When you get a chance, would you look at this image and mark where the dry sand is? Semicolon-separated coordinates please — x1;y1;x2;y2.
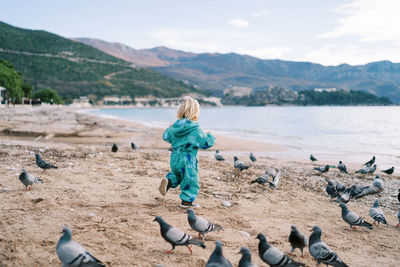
1;106;400;267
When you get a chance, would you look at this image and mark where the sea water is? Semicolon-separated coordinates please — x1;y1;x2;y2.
86;106;400;166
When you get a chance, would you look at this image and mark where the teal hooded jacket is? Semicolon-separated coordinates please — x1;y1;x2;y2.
163;118;215;202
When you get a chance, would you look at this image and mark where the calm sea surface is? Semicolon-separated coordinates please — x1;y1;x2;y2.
87;106;400;166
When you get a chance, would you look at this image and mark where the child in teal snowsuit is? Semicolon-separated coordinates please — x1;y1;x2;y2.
159;97;215;208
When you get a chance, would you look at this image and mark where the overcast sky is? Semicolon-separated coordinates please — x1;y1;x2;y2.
2;0;400;66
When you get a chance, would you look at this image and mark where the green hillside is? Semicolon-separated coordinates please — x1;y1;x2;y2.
0;21;197;102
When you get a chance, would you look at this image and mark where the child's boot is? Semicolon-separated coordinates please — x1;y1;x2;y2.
159;178;172;196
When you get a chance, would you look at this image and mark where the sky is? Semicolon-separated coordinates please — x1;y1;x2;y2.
1;0;400;66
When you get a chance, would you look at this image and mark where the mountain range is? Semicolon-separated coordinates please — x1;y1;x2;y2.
74;38;400;103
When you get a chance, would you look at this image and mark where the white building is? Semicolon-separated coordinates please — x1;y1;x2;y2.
0;86;6;104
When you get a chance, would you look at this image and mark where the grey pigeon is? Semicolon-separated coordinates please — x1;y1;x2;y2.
56;227;105;267
186;208;223;239
265;166;277;178
288;225;308;258
326;179;346;199
111;143;118;152
373;175;383;189
314;165;329;174
206;240;232;267
369;199;387;226
337;161;348;174
215;150;225;161
251;174;270;186
355;164;376;174
309;226;348;267
381;166;394;175
256;233;305;267
234;156;249;171
363;156;375;166
19;168;43;190
154;216;205;254
367;164;377;174
249;152;256;162
310;154;317;161
339;203;372;229
131;142;137;150
35;153;58;171
238;247;258;267
268;169;281;189
396;208;400;228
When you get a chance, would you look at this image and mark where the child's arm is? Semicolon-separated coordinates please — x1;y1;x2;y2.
194;129;215;150
162;125;174;144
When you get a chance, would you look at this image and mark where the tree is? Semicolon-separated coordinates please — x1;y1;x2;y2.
21;82;33;98
0;59;23;103
32;88;63;104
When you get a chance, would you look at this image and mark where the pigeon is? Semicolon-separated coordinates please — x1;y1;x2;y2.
310;154;317;162
154;216;205;254
337;161;348;174
19;168;43;190
249;152;256;162
373;175;383;189
131;142;137;150
339;203;372;229
309;226;348;267
381;166;394;175
186;208;223;240
234;156;249;171
369;199;388;226
251;174;270;186
326;179;346;199
314;165;329;174
268;169;281;189
215;150;225;161
206;240;232;267
288;225;308;258
398;189;400;203
265;166;277;178
355;164;376;174
111;143;118;152
396;208;400;228
56;227;105;267
367;164;377;174
363;156;375;166
35;153;58;171
238;247;258;267
256;233;305;267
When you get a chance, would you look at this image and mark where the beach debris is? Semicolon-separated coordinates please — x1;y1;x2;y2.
111;143;118;152
256;233;304;267
309;154;317;162
249;152;256;162
339;203;373;230
238;246;257;267
238;230;251;238
131;142;137;150
186;208;223;240
56;227;105;267
288;225;308;258
381;166;394;175
234;156;249;171
215;150;225;161
35;153;58;171
19;168;43;190
153;216;205;254
313;165;329;174
337;161;348;174
363;156;376;166
268;169;281;189
3;187;10;192
222;201;231;207
369;199;388;226
89;213;96;217
206;240;232;267
309;226;348;267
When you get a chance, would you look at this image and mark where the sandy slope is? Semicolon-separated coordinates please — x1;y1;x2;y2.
0;106;399;267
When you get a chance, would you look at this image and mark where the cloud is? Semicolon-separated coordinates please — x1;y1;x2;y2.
228;18;249;28
252;11;270;18
320;0;400;43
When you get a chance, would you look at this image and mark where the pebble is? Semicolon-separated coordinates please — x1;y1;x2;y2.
222;200;231;207
3;187;10;192
89;212;95;217
238;230;251;237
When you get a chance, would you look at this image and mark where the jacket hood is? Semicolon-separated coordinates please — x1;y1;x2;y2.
170;119;199;137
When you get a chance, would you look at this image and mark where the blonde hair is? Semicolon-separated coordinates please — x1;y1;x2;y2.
177;96;200;121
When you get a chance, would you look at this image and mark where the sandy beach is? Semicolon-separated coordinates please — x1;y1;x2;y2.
1;105;400;267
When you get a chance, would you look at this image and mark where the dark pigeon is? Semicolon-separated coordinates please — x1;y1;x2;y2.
154;216;205;254
339;203;373;229
35;153;58;171
256;233;305;267
215;150;225;161
398;189;400;203
337;161;348;174
314;165;329;174
131;142;137;150
288;225;308;258
238;247;258;267
381;166;394;175
363;156;375;166
19;168;43;190
310;154;317;162
369;199;388;226
206;241;232;267
186;208;223;240
249;152;256;162
56;227;105;267
326;179;346;199
309;226;348;267
234;156;249;171
111;143;118;152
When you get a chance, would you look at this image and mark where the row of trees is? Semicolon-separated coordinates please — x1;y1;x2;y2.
0;59;63;104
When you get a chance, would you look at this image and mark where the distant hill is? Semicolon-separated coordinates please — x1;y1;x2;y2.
76;38;400;103
0;21;198;102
